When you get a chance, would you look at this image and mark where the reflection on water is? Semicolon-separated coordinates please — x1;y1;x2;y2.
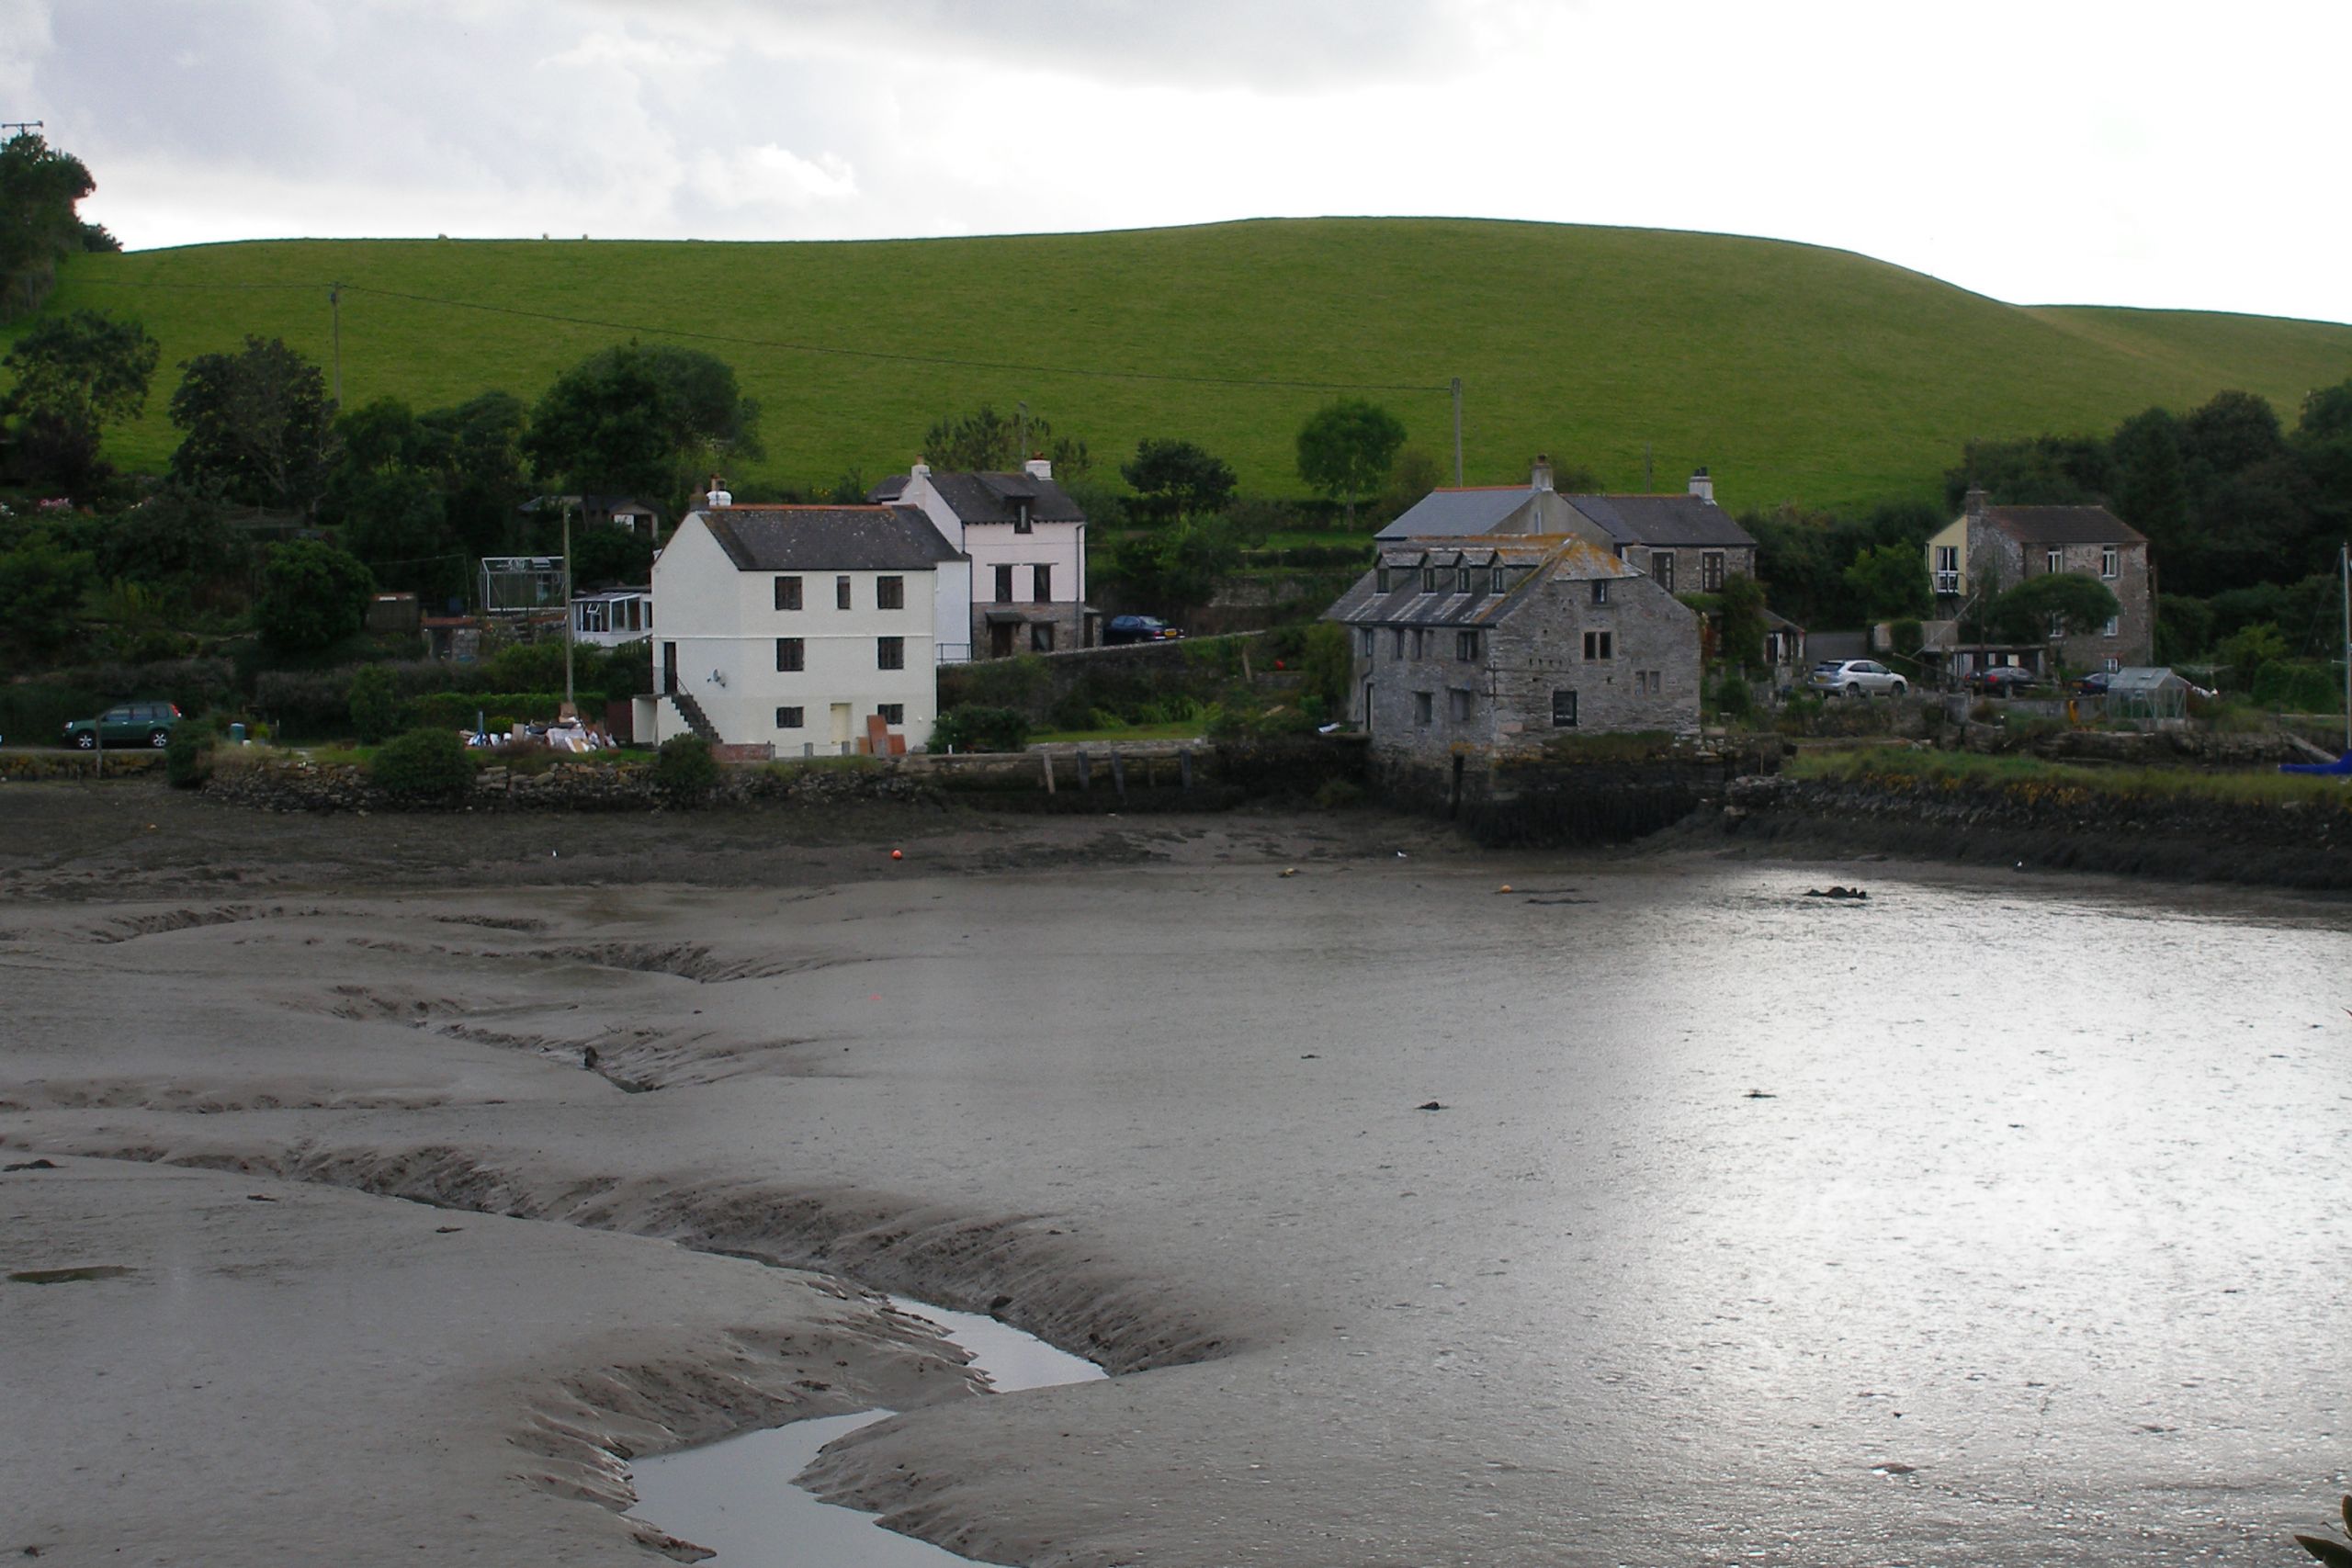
625;1297;1102;1566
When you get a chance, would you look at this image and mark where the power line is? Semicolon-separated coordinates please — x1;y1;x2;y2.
69;273;1452;396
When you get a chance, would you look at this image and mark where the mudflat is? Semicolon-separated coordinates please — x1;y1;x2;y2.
5;782;2348;1566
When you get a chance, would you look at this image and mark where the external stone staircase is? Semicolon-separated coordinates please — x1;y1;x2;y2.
662;688;720;744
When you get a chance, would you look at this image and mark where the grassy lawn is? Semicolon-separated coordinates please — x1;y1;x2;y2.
18;218;2351;513
1788;744;2352;809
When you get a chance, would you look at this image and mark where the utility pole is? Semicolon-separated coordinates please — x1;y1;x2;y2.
1017;400;1029;461
0;120;43;139
1450;378;1464;487
2340;539;2348;753
1645;442;1654;491
561;501;576;716
328;284;343;408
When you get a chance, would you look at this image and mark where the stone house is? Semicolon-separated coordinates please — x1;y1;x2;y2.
639;491;967;755
1926;488;2154;671
1323;532;1702;776
873;459;1092;659
1376;461;1758;592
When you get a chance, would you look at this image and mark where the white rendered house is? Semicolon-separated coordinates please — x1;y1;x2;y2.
874;457;1091;658
640;500;967;755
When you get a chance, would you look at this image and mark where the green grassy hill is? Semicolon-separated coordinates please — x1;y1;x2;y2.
20;218;2352;513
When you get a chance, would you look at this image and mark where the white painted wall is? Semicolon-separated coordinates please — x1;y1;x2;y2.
649;513;943;752
896;462;1086;626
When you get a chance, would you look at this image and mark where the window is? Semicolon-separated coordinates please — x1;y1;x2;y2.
1640;670;1662;696
1413;691;1433;727
1591;580;1610;605
1933;545;1960;595
1583;629;1613;660
994;564;1015;603
1449;688;1475;721
774;575;802;611
1391;627;1405;659
2103;616;2120;637
2049;613;2066;637
1491;566;1509;593
2101;546;2119;579
577;600;607;634
1552;689;1578;728
1361;626;1376;657
2106;656;2120;672
775;637;804;672
1654;553;1674;592
1455;566;1472;592
775;706;804;729
876;704;904;725
1455;629;1480;660
836;575;853;610
1030;622;1056;652
1013;500;1033;534
876;575;904;610
1702;552;1725;592
876;636;905;670
1421;566;1438;592
1034;563;1053;603
2045;547;2064;574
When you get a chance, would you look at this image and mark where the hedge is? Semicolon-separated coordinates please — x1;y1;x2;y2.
401;691;570;731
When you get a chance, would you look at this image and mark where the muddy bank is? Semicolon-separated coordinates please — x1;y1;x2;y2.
1700;771;2352;890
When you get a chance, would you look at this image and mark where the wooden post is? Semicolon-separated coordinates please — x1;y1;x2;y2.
1179;747;1193;792
1075;750;1091;792
1109;749;1127;804
1041;750;1056;795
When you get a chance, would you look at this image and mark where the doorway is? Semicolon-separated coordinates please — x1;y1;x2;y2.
829;703;853;753
662;641;678;694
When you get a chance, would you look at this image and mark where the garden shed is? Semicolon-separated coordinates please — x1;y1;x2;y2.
2104;666;2190;726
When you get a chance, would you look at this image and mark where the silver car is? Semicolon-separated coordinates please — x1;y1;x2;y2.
1807;659;1907;698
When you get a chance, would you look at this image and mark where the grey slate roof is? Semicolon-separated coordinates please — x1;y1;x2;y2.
1562;494;1756;549
1325;535;1634;628
1979;504;2146;547
1374;487;1542;540
869;470;1086;524
696;506;963;572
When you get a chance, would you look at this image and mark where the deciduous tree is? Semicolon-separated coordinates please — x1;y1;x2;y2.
1295;399;1405;525
1989;572;2120;646
1121;437;1236;524
254;539;373;655
525;344;762;502
167;337;339;513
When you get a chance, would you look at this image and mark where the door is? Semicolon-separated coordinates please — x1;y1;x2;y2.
829;703;853;752
989;620;1017;658
1362;680;1374;735
662;641;678;694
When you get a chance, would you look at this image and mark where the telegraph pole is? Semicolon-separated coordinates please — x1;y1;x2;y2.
328;284;343;407
561;501;576;715
1450;378;1464;487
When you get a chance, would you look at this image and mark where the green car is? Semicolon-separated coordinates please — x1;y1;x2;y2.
62;701;185;750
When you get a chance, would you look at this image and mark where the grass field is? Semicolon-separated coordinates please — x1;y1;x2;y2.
18;217;2352;513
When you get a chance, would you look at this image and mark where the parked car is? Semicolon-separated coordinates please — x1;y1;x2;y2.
62;701;185;750
1806;659;1907;698
1103;615;1182;646
1969;666;2039;695
2071;671;2112;696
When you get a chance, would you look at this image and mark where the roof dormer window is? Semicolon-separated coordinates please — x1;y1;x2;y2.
1014;499;1033;535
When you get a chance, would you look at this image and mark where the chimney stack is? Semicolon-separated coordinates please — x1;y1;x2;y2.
1688;467;1714;503
911;456;930;479
1023;452;1053;480
1531;455;1554;492
1964;484;1988;519
704;474;731;509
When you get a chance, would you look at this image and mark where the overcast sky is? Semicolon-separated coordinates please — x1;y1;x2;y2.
10;0;2347;323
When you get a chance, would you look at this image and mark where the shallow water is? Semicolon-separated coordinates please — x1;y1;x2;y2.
625;1297;1103;1565
620;861;2352;1563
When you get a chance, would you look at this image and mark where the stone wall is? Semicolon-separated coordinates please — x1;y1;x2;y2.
939;633;1264;725
1715;766;2352;889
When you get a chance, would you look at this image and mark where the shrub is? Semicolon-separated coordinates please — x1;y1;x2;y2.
930;705;1031;753
653;734;718;798
368;728;476;802
346;665;399;744
401;691;566;730
163;726;214;788
1711;674;1755;719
